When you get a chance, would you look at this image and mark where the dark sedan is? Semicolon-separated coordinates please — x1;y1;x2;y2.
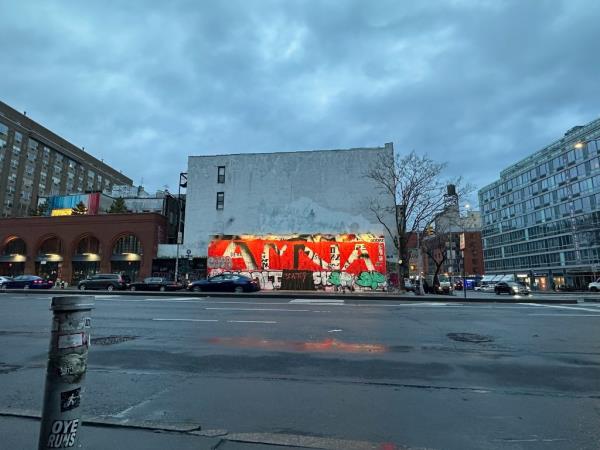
188;274;260;293
129;277;183;292
2;275;54;289
495;281;530;296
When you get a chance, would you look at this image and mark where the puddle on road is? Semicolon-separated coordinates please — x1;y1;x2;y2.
209;337;388;353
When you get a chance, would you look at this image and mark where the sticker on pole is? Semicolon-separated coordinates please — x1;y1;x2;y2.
60;387;81;412
46;418;79;448
56;354;87;378
58;333;84;350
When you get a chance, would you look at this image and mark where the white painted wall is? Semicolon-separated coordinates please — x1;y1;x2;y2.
183;144;395;257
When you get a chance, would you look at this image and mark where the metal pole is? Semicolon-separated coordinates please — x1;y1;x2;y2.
174;176;182;283
463;250;467;300
38;296;94;450
417;231;425;296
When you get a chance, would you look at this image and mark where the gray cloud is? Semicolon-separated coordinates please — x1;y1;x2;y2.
1;0;598;200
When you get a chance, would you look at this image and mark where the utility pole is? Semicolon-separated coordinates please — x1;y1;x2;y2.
460;233;466;300
38;296;94;450
174;172;187;283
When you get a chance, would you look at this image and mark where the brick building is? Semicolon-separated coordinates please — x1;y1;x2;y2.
0;214;167;284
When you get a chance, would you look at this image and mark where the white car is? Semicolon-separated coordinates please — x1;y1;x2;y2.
481;283;496;293
589;278;600;292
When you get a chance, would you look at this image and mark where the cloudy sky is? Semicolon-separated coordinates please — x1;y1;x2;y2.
1;0;599;202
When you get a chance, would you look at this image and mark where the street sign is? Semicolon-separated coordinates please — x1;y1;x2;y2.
459;233;466;251
186;249;191;256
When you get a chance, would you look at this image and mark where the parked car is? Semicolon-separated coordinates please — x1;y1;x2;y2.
0;276;13;288
2;275;53;289
481;283;496;293
494;281;530;296
589;278;600;292
78;273;130;291
188;274;260;293
129;277;183;292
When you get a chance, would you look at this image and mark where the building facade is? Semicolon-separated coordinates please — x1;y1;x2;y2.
0;100;132;217
181;145;396;290
0;214;167;284
479;119;600;290
420;187;484;286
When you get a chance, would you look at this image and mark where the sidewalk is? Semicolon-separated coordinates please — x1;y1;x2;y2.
0;414;312;450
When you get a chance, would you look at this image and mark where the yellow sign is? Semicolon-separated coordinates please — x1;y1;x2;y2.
51;208;73;216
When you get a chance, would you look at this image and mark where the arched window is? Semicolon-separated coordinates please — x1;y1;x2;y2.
38;236;62;256
112;234;143;255
3;237;26;255
76;235;100;255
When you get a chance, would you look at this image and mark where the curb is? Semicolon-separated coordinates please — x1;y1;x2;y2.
0;288;580;304
0;410;423;450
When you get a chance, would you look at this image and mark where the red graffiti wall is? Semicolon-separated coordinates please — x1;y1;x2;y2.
207;234;387;290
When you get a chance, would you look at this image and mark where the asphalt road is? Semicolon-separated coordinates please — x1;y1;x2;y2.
0;292;599;449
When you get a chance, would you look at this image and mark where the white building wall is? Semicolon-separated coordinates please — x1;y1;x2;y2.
184;144;395;256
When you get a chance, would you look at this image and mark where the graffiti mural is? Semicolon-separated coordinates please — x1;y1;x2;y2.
207;234;386;291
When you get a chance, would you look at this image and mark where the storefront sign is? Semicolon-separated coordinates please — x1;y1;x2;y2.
51;209;73;217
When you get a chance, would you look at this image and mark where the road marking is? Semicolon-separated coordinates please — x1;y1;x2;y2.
519;303;600;313
152;318;219;322
328;329;343;333
396;302;450;307
290;299;345;306
227;320;277;324
205;307;310;312
528;314;600;317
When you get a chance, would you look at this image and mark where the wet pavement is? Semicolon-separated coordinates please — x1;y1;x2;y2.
0;293;599;449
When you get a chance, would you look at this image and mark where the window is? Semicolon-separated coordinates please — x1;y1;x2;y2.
217;166;225;183
216;192;224;210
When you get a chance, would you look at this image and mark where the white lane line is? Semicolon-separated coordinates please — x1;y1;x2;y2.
205;307;310;312
152;318;218;322
396;302;450;307
227;320;277;324
519;303;600;313
528;314;600;317
290;298;345;305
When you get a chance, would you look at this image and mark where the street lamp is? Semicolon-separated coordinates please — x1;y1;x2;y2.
174;172;187;283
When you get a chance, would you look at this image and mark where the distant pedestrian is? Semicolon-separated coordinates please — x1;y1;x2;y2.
422;279;429;294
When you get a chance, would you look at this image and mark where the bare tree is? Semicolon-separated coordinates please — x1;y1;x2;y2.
366;150;470;290
421;224;455;292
